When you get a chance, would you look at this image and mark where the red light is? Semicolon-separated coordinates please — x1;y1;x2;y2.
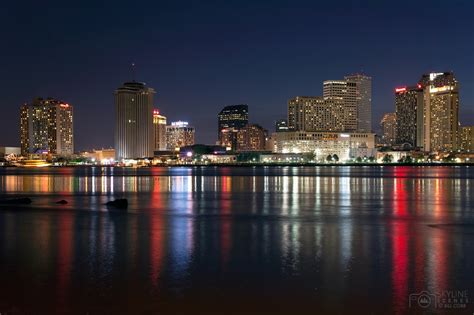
395;87;407;93
417;84;422;89
153;109;160;115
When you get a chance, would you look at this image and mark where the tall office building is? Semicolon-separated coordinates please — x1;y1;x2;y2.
419;72;459;152
380;112;397;146
323;80;358;132
166;121;195;150
394;86;424;148
217;104;248;149
236;124;266;151
115;81;155;160
153;109;167;151
345;74;372;132
20;97;74;156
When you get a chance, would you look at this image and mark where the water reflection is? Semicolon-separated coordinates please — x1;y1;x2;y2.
0;166;472;313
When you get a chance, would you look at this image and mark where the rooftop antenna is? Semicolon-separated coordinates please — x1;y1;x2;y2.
131;62;136;82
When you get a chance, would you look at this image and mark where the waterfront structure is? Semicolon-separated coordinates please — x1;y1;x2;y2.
217;105;248;149
275;119;289;132
460;126;474;152
380;113;397;146
115;81;155;160
272;131;375;161
345;74;372;132
166;121;195;151
0;147;21;158
394;86;423;148
153;109;167;151
236;124;267;151
419;72;459;152
81;149;115;164
20;97;74;156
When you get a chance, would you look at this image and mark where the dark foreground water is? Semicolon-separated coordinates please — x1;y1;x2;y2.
0;166;473;314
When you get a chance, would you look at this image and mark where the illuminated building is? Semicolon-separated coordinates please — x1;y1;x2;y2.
323;80;358;131
345;74;372;132
394;86;423;148
287;96;328;131
380;112;397;146
460;126;474;152
272;131;375;161
419;72;459;152
275;119;289;132
81;149;115;164
20;97;74;156
166;121;195;150
115;81;155;160
153;109;167;151
217;105;248;149
236;124;267;151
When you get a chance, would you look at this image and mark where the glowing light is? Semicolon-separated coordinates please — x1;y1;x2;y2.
340;134;350;138
171;121;189;127
186;152;193;157
395;87;407;93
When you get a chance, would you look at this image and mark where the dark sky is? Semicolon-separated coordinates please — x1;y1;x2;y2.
1;0;473;150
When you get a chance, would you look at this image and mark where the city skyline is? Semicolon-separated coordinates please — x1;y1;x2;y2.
1;1;473;150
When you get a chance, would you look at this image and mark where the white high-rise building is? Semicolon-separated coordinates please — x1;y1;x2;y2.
323;80;358;131
345;74;372;132
115;81;155;160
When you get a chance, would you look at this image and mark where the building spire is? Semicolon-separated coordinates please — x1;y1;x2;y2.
131;62;136;82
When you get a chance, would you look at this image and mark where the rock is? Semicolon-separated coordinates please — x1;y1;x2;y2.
106;198;128;209
56;200;68;205
0;197;32;205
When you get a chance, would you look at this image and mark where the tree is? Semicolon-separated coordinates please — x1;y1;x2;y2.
368;156;376;163
326;155;333;162
332;154;339;162
382;154;393;163
356;156;363;163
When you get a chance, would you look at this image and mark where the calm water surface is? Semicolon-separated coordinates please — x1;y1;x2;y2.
0;166;473;314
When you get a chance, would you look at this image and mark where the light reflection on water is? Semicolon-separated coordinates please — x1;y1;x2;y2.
0;166;473;314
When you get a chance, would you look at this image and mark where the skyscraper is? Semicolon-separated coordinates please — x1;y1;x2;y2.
345;74;372;132
20;97;74;156
115;81;155;160
460;126;474;152
323;80;358;131
217;105;248;149
380;112;396;146
419;72;459;152
166;121;195;150
153;109;167;151
236;124;267;151
395;86;423;148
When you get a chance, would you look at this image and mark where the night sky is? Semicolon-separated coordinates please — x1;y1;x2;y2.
1;1;473;150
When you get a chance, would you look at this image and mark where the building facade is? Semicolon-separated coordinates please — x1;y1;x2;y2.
166;121;195;150
395;86;423;148
153;109;167;151
345;74;372;132
460;126;474;152
236;124;267;151
272;131;375;162
217;104;248;149
419;72;459;152
20;97;74;156
380;112;397;146
323;80;358;132
115;81;155;160
287;96;328;131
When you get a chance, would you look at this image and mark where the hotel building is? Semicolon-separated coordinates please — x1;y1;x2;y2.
20;97;74;156
394;86;423;148
217;104;248;149
153;109;167;151
236;124;267;151
166;121;195;151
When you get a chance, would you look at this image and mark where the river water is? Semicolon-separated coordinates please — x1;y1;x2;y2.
0;166;473;314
